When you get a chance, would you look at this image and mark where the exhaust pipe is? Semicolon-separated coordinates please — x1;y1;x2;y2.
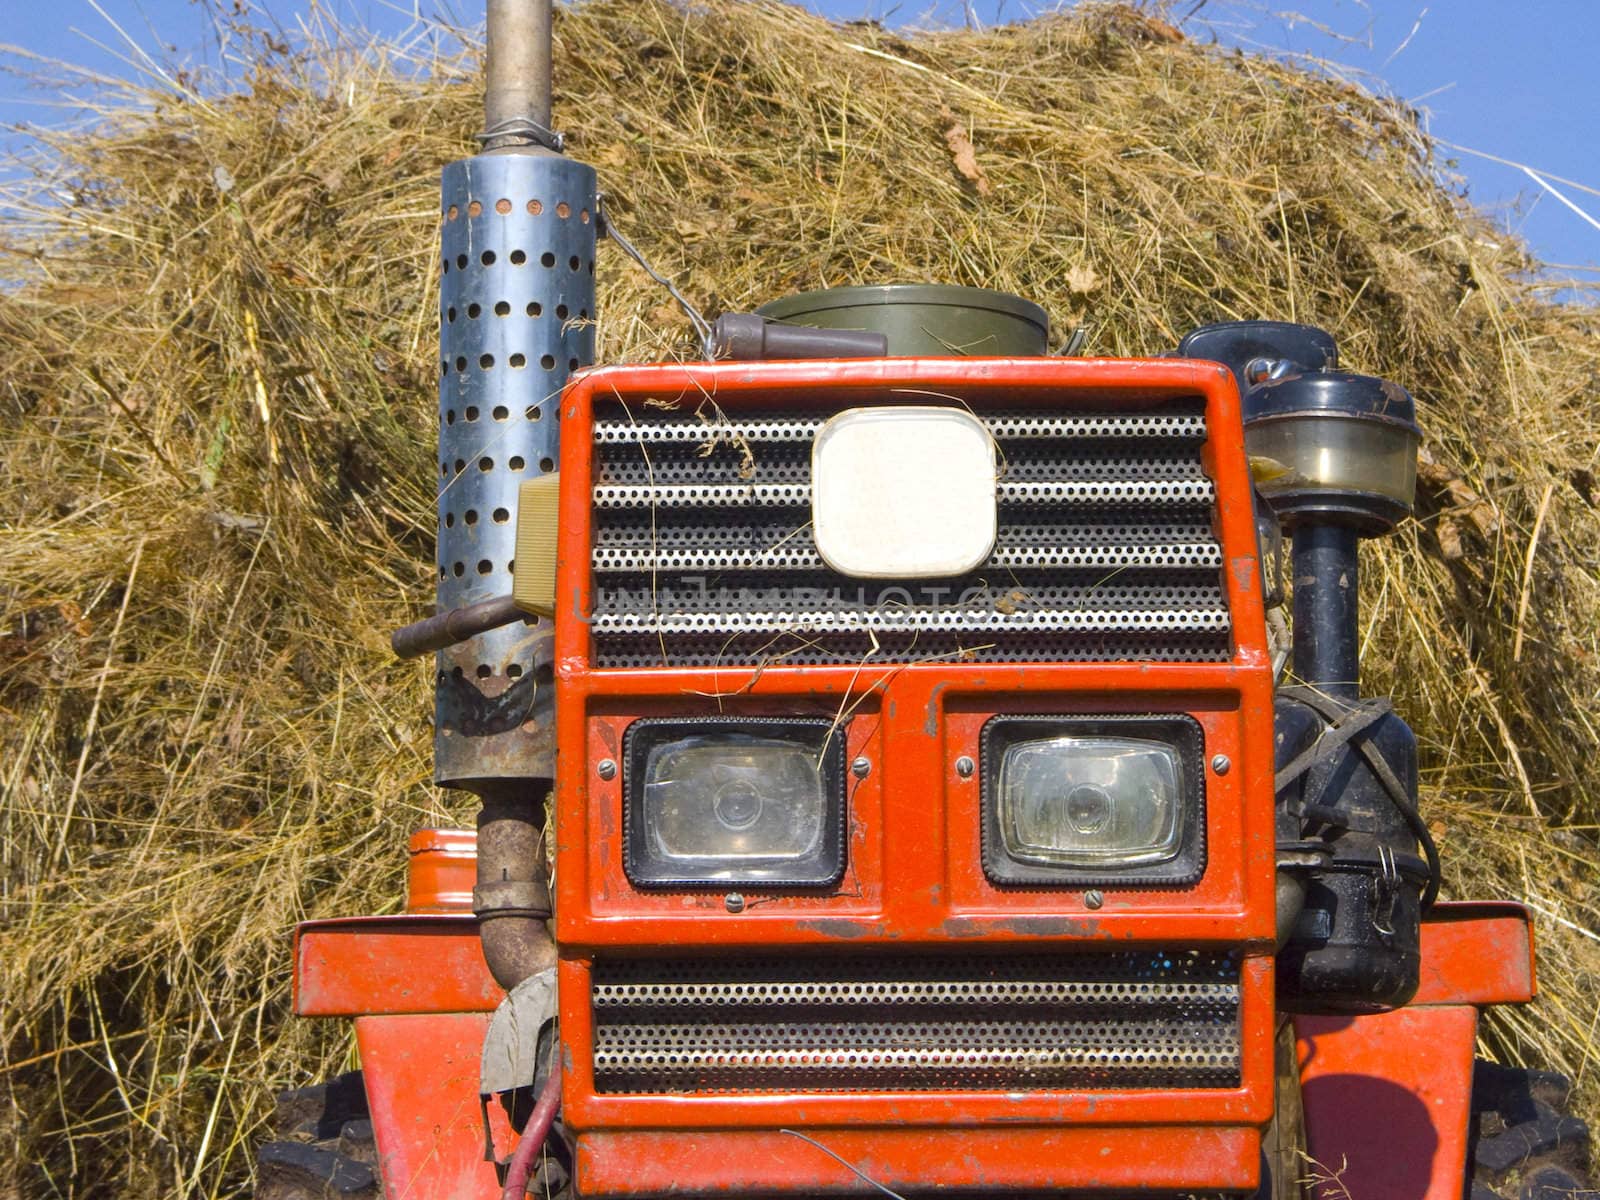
483;0;554;151
433;0;596;991
476;791;558;989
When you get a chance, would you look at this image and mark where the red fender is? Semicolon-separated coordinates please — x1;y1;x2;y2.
1296;903;1537;1200
293;838;1536;1200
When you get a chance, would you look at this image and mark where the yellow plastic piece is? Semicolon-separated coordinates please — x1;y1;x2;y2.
512;472;560;618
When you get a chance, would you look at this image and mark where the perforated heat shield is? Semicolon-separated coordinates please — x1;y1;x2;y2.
435;152;596;787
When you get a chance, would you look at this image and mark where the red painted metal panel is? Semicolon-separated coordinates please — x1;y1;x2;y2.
559;936;1277;1134
941;695;1258;927
573;1125;1262;1197
1296;1005;1479;1200
577;696;889;927
355;1013;501;1200
294;916;501;1016
553;358;1277;957
553;357;1269;689
282;359;1541;1199
547;358;1279;1194
408;828;478;913
564;673;1277;949
284;361;1536;1196
1415;903;1536;1006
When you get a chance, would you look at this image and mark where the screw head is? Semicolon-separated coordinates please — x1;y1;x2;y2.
851;756;871;779
724;893;746;914
597;758;617;780
1084;889;1105;910
955;755;976;778
1210;754;1231;776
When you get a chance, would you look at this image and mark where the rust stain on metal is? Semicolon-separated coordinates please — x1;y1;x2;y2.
791;918;888;939
923;682;950;737
1229;554;1257;595
940;915;1101;939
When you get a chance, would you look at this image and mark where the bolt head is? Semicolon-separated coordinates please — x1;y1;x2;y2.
724;893;746;914
1084;889;1105;910
1210;754;1231;776
851;756;871;779
955;755;975;778
597;758;617;780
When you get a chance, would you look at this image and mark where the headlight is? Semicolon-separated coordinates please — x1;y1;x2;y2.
623;717;847;888
981;715;1205;887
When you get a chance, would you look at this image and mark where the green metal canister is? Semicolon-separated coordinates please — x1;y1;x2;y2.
757;284;1049;357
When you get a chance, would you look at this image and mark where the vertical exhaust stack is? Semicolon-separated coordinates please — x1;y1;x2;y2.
482;0;554;150
436;0;596;990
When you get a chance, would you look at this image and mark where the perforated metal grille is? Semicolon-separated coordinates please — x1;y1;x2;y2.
587;402;1231;667
591;951;1242;1094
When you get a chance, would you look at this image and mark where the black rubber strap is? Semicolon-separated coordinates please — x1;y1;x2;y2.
1278;686;1441;910
1274;695;1392;795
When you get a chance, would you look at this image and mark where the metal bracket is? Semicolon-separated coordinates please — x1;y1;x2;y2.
481;967;559;1097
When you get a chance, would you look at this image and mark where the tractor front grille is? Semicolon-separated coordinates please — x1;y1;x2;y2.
590;951;1242;1094
587;402;1230;668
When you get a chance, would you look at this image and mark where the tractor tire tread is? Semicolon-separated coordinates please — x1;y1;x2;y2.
1520;1164;1600;1200
256;1141;379;1199
257;1072;379;1200
337;1118;378;1165
272;1071;371;1141
1472;1060;1594;1200
1476;1116;1590;1175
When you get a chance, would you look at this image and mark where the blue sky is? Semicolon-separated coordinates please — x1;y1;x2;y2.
4;0;1598;283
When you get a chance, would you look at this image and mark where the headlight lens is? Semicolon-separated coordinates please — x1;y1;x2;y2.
999;736;1181;865
982;716;1205;887
623;718;847;887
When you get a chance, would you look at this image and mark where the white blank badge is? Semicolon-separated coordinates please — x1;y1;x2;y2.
811;406;998;579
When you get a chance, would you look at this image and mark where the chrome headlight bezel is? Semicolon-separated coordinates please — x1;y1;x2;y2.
622;716;848;889
980;714;1207;888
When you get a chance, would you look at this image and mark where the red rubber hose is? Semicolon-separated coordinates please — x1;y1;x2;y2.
499;1066;563;1200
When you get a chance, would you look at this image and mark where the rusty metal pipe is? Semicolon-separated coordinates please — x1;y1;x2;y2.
474;788;556;991
392;594;524;660
483;0;553;150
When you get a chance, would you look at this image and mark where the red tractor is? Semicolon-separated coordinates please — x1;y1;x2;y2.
253;3;1587;1198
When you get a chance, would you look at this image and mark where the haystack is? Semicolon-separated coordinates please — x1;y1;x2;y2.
2;1;1597;1194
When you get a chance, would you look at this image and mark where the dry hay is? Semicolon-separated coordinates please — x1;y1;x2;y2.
2;1;1598;1195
